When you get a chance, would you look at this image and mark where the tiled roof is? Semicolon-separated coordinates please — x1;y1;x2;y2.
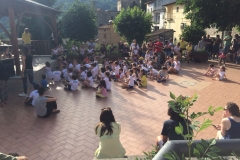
147;29;175;36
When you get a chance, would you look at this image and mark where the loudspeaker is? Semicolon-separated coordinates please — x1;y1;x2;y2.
0;59;15;77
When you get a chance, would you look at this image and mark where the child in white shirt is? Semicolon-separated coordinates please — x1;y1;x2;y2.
104;72;112;91
24;84;39;106
64;75;79;91
52;66;62;82
168;58;180;74
122;69;134;89
73;59;81;72
61;65;68;80
114;61;120;77
203;64;217;76
91;63;98;79
149;68;158;79
145;50;151;61
44;62;53;82
79;67;87;81
82;71;94;88
213;66;226;81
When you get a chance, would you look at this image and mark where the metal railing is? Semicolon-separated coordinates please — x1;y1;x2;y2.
31;40;51;55
153;139;240;160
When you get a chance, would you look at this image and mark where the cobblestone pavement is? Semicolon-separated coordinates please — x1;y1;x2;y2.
1;61;240;160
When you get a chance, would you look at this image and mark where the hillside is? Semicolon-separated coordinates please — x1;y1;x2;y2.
56;0;117;11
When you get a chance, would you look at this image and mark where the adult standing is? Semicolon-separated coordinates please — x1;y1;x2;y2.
34;87;60;118
154;38;163;63
22;28;31;49
88;40;95;49
0;61;9;107
95;107;126;159
231;34;239;61
147;39;154;57
19;46;38;97
118;41;124;55
205;35;212;58
223;32;232;55
198;36;206;50
130;39;140;59
179;37;188;58
212;35;222;60
141;43;147;58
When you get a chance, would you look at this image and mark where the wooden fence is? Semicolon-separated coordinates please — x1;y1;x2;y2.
31;40;51;55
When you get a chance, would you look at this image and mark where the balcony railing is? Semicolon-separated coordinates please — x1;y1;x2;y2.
153;20;160;24
31;40;51;55
163;13;174;20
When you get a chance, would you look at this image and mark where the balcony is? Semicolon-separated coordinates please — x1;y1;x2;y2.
153;20;160;24
163;13;174;21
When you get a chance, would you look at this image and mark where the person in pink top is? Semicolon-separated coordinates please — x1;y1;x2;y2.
96;80;108;98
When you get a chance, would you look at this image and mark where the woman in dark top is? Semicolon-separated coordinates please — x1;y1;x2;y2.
215;102;240;139
156;107;190;150
19;46;37;97
0;61;9;107
2;47;13;59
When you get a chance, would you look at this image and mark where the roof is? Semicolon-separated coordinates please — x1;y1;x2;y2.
0;0;61;16
163;1;176;6
98;24;110;29
147;29;175;36
18;0;60;13
145;0;154;4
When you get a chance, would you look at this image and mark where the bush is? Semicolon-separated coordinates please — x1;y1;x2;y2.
180;25;206;45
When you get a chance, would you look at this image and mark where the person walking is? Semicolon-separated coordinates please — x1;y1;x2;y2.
0;61;9;107
19;46;38;97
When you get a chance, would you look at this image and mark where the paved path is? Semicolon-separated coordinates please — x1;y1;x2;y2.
1;61;240;160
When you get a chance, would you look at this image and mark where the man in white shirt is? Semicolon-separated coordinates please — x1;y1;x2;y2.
25;84;39;106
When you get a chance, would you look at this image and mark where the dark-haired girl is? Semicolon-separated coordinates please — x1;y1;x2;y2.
96;80;108;98
95;108;126;158
216;102;240;139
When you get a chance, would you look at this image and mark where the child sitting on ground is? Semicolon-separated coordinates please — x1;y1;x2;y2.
118;68;125;82
213;66;227;81
91;63;98;79
122;69;134;89
44;62;53;83
114;61;120;79
52;66;62;82
82;71;94;88
138;69;147;87
64;74;79;91
104;72;112;91
79;67;87;81
61;65;68;80
95;80;108;98
168;57;180;74
203;64;217;76
157;66;169;82
149;67;159;79
40;75;48;89
25;84;39;106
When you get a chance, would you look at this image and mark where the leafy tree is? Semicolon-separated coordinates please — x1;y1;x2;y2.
177;0;240;31
59;2;97;42
180;25;206;45
18;0;58;40
113;6;152;45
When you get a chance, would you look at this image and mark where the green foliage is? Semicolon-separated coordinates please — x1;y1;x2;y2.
59;1;97;42
176;0;240;31
180;25;206;45
113;6;152;45
164;92;223;160
135;145;158;160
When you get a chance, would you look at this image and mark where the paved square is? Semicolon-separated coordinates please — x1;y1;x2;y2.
1;61;240;160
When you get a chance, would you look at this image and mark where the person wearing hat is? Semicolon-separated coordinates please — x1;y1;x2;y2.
22;28;32;49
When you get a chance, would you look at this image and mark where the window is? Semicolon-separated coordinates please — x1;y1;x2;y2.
176;7;179;12
154;1;157;7
111;16;114;20
104;34;106;38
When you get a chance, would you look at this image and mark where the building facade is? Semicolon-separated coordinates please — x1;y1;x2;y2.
98;22;122;45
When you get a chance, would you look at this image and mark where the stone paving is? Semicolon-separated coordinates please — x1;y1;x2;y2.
1;60;240;160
